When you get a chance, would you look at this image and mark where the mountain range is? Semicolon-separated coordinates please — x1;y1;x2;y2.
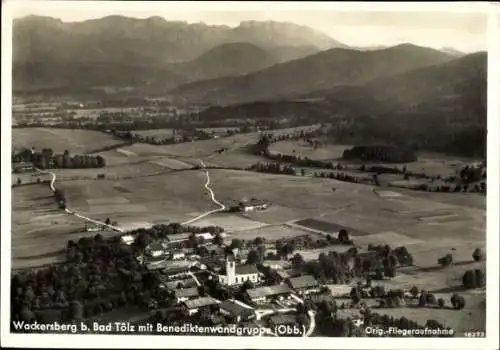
13;15;466;94
12;15;345;91
170;43;457;105
195;51;486;156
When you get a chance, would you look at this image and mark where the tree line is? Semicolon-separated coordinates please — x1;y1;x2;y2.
12;148;106;170
342;145;417;163
290;244;413;286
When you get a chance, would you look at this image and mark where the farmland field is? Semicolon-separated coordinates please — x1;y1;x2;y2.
12;128;123;153
268;140;481;177
11;184;108;270
294;218;370;236
131;128;175;138
228;223;320;241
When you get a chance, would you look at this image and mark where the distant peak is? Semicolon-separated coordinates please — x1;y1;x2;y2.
15;15;62;23
391;43;422;49
145;16;166;23
383;43;443;53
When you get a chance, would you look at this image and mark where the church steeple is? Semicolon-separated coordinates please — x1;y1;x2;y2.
226;253;236;286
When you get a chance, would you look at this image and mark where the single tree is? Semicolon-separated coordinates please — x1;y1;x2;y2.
472;248;484;262
338;229;350;243
246;250;261;265
438;254;453;267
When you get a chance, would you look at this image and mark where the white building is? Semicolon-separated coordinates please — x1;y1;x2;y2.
182;297;220;316
170;251;186;260
145;242;165;258
120;235;135;245
174;287;200;303
196;232;214;241
217;254;259;286
246;284;292;304
239;199;269;212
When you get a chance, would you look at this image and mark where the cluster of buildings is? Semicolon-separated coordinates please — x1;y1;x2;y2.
116;228;366;331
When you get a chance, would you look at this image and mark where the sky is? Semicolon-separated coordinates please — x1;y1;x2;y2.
7;1;491;53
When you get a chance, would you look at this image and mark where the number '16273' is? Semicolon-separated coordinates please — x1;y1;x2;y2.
464;331;485;337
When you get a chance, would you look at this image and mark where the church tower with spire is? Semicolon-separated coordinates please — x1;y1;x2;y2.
226;253;236;286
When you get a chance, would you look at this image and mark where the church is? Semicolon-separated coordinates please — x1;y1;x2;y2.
217;254;260;286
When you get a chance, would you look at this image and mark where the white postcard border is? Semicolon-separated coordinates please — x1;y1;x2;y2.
2;2;499;349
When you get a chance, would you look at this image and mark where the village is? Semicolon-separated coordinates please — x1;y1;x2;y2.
117;222;347;336
106;194;422;338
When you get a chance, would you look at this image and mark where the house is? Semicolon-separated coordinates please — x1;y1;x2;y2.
219;300;255;323
85;223;102;232
166;233;192;244
235;249;249;264
196;232;214;241
267;314;297;328
145;242;165;258
199;244;225;257
336;309;364;327
286;275;320;295
147;259;193;275
275;269;290;281
239;199;269;212
328;284;352;297
174;287;200;303
170;251;186;260
164;278;198;290
120;234;136;245
246;284;292;304
217;254;260;286
182;297;220;316
308;293;335;305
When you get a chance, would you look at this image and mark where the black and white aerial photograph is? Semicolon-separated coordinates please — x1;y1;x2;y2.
2;1;499;349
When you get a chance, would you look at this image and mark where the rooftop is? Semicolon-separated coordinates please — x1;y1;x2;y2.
183;297;220;310
308;293;335;304
268;314;297;325
196;232;214;240
236;264;259;275
287;275;319;290
240;199;268;207
219;300;254;317
147;242;164;251
167;233;192;242
201;244;225;254
246;284;291;299
276;270;290;279
174;287;200;299
165;278;198;290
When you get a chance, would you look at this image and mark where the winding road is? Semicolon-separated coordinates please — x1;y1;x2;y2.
181;159;226;225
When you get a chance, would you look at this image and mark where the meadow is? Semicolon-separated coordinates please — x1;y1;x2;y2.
130;128;175;138
12;128;123;154
11;184;99;270
268;140;480;178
